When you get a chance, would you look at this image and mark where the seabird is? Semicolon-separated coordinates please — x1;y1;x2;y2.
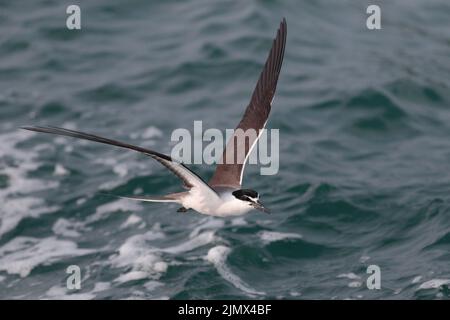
22;18;287;217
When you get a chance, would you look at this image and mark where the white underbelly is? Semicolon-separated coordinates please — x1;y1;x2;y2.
180;190;252;217
214;200;253;216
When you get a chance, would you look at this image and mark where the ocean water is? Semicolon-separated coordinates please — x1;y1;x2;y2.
1;0;450;299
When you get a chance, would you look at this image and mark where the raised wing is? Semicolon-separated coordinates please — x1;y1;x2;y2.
209;18;287;188
22;126;219;199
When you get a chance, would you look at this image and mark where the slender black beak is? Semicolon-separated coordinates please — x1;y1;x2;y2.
252;200;270;214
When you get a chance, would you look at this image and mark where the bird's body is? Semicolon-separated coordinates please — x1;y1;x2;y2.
209;188;256;216
22;19;287;217
169;187;254;217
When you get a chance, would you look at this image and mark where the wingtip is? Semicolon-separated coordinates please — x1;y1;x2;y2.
21;125;49;133
21;125;36;131
278;18;287;37
21;125;63;134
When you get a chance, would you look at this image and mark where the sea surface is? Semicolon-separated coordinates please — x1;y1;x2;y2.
0;0;449;299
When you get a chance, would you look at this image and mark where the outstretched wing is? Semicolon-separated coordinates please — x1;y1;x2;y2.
209;18;287;188
22;125;219;199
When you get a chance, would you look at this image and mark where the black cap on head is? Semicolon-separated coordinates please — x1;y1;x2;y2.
232;189;258;200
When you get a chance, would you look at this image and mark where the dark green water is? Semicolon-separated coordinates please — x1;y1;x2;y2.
1;0;450;299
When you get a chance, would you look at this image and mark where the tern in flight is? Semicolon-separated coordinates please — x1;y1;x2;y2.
23;19;287;217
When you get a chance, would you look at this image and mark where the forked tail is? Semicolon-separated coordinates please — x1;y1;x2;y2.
117;194;180;203
100;193;181;203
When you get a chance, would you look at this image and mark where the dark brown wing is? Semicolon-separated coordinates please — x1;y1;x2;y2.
209;18;287;188
22;125;218;198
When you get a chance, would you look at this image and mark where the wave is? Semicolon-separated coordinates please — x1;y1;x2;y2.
0;130;60;237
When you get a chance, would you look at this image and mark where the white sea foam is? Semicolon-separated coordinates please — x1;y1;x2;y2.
348;281;362;288
61;121;78;130
52;218;91;238
0;236;94;277
93;152;148;180
44;280;110;300
164;231;215;254
120;214;145;229
110;229;167;283
113;164;128;177
337;273;361;280
111;221;218;284
289;291;301;297
98;180;124;190
0;130;60;236
418;279;450;290
92;282;111;293
231;217;247;226
144;280;163;291
1;198;58;236
115;271;152;283
411;276;422;284
206;245;265;297
87;199;142;223
189;217;225;238
53;163;69;176
337;273;363;288
129;126;163;140
359;255;370;263
45;285;96;300
93;157;128;177
76;197;86;206
141;126;163;140
258;231;302;244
